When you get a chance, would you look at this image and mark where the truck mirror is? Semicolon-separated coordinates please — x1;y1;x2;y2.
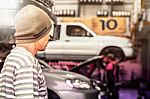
50;24;60;41
87;32;93;37
49;35;54;41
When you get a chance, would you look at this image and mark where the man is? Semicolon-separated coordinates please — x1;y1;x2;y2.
0;5;52;99
102;54;120;99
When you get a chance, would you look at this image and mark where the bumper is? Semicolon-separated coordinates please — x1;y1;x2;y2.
57;89;99;99
122;47;138;59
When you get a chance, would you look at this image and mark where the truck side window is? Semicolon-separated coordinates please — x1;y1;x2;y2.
67;25;88;37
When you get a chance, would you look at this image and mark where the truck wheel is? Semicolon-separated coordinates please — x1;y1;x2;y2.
100;47;125;62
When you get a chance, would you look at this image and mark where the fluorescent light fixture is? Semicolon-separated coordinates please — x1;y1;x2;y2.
79;0;103;4
55;10;75;17
112;11;131;17
97;10;108;16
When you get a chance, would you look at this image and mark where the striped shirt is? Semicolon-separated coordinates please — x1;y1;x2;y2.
0;47;48;99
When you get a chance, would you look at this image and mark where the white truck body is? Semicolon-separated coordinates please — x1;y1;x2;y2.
37;22;135;61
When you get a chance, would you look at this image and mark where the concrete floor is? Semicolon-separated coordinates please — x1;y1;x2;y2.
119;88;138;99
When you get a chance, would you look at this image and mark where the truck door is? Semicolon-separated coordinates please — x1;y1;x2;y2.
62;25;98;60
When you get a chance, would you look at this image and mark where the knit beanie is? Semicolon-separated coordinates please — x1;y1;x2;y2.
15;5;52;44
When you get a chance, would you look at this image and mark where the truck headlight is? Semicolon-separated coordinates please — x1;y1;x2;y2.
66;79;91;89
128;42;133;47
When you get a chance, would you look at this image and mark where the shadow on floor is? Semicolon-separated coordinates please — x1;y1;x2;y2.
119;88;138;99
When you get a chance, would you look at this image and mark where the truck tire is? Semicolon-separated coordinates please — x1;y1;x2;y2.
100;47;125;62
48;89;61;99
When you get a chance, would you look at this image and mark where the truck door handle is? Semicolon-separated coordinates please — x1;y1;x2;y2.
65;40;70;42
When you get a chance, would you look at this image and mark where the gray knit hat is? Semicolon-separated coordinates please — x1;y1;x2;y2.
15;5;52;44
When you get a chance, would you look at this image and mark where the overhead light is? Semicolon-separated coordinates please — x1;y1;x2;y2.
79;0;103;4
70;10;75;16
105;0;124;5
59;10;63;15
54;10;75;17
112;11;131;17
97;10;108;16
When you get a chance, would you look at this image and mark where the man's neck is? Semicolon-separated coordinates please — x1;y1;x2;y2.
16;43;38;56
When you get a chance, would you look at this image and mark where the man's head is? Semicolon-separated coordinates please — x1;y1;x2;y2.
14;5;52;50
107;53;116;61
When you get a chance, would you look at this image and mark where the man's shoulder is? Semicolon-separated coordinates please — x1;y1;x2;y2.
12;47;35;61
5;49;36;69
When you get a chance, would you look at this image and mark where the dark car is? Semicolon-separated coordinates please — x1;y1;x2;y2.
39;59;99;99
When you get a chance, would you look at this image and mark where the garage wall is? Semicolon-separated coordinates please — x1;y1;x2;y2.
54;0;134;17
54;0;79;16
54;0;78;10
144;0;150;22
144;0;150;9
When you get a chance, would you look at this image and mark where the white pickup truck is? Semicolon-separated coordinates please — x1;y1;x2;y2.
37;22;136;61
